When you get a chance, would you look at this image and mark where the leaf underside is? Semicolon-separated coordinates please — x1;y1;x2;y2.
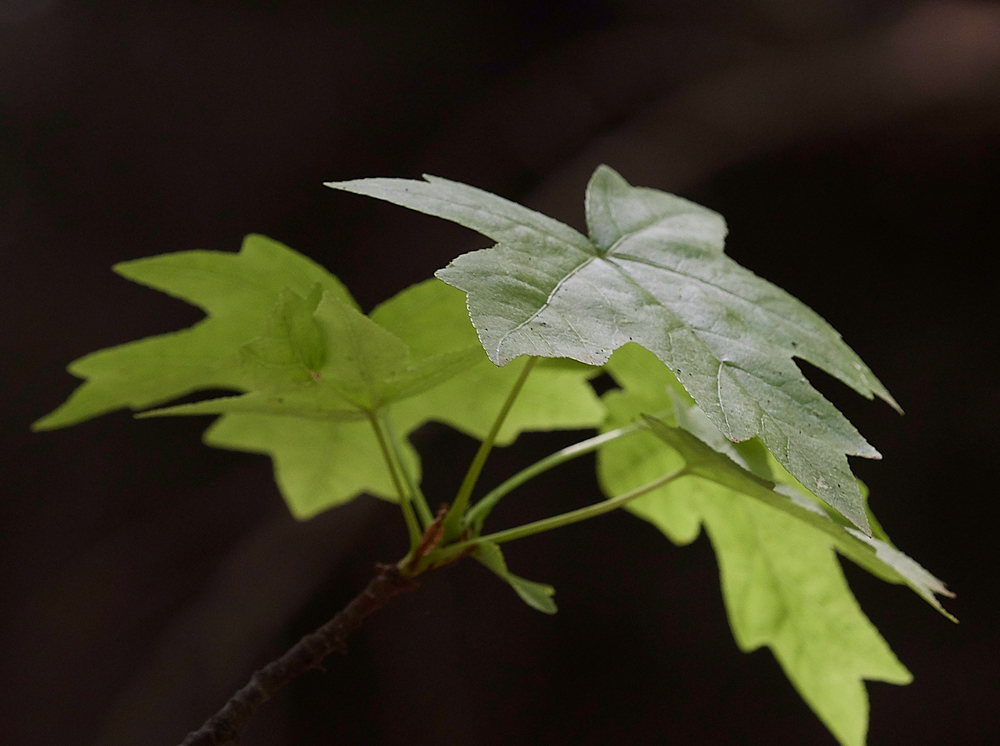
596;343;953;746
326;165;899;533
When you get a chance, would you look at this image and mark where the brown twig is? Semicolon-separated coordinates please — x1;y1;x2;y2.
178;563;419;746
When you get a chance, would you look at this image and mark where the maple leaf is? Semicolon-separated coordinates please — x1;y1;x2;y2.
35;238;604;519
32;234;356;431
326;166;897;534
596;343;953;746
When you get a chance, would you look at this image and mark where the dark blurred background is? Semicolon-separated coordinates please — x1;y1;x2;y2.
2;1;999;744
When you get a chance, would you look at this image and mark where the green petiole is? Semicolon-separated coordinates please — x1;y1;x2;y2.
369;411;422;550
432;467;690;565
441;356;538;541
463;415;665;534
382;412;433;528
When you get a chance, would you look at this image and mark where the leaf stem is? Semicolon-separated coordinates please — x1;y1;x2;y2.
382;413;433;527
464;416;659;534
369;411;422;549
442;467;689;558
443;356;538;539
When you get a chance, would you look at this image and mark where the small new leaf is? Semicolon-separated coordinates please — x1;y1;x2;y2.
241;284;326;386
474;541;557;614
144;292;483;422
327;166;897;534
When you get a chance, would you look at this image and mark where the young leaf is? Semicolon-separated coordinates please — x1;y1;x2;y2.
473;541;557;614
240;284;326;388
33;235;355;430
136;286;366;421
326;166;897;534
311;293;481;411
596;344;952;746
33;236;475;519
37;229;602;519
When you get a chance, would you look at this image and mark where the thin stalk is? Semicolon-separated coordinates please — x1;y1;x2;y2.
443;356;538;539
369;412;422;550
382;413;433;527
443;467;689;557
464;417;657;533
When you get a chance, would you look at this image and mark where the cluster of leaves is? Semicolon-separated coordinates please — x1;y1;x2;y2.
35;166;952;746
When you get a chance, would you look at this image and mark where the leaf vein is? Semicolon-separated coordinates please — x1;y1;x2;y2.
494;255;596;357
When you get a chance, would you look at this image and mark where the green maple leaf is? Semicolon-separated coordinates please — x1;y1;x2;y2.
32;234;356;430
31;234;412;519
35;239;604;519
596;343;953;746
326;166;896;534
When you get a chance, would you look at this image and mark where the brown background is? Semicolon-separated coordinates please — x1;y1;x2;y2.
2;1;999;744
